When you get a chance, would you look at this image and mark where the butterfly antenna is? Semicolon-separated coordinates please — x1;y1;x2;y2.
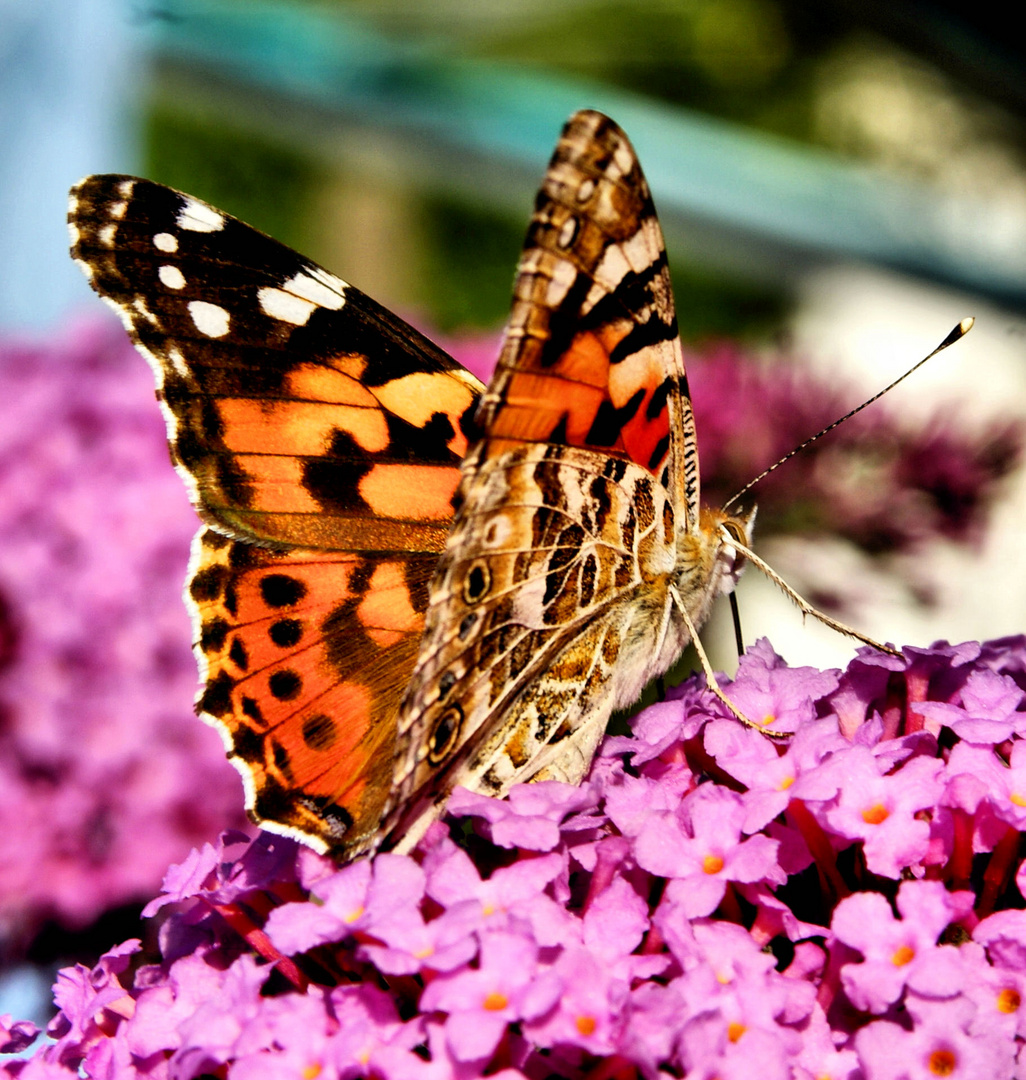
722;318;974;512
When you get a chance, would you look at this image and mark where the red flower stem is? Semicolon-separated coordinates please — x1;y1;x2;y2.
944;808;975;889
584;1054;639;1080
205;899;308;991
904;669;930;735
719;882;744;924
978;825;1022;918
787;799;850;902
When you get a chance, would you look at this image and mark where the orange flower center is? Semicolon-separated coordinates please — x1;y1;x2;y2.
703;854;725;875
483;992;508;1012
861;804;889;825
998;987;1021;1013
891;945;915;967
928;1048;956;1076
575;1015;597;1035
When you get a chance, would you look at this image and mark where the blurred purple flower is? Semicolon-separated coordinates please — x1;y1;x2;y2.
0;317;247;945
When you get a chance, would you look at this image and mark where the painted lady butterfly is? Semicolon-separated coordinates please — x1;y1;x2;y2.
69;109;903;862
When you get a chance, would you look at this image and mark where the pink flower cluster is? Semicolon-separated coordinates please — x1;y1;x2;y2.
0;318;247;942
8;637;1026;1079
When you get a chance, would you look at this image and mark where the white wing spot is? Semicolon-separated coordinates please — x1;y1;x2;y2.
304;266;350;298
72;256;94;281
557;216;578;249
577;177;596;202
177;198;224;233
288;269;345;309
153;232;178;253
546;259;577;307
159;265;186;290
258;287;316;326
133;296;159;326
257;270;346;327
109;200;128;220
593;243;631;292
189;301;230;337
167;345;190;379
99;223;117;246
612;142;634;178
117;179;134;197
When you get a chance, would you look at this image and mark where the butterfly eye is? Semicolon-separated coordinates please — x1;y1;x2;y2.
462;562;491;604
428;706;463;765
722;521;746;545
720;521;749;574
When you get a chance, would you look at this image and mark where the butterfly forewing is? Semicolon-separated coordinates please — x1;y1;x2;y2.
69;175;482;553
478;111;700;529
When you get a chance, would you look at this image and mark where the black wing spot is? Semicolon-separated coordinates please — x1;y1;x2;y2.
269;618;303;648
231;723;264;763
580;552;597;607
190;565;227;603
462;562;491;604
229;636;249;671
269;669;302;701
646;378;671;420
427;706;463;765
585;388;645;447
648;434;670;472
199;671;234;717
200;617;230;653
241;695;265;723
261;574;307;608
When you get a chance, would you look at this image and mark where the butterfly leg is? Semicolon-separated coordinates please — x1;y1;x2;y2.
668;584;789;739
721;530;899;656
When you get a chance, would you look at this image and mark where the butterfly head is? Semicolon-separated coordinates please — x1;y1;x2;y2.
701;504;757;597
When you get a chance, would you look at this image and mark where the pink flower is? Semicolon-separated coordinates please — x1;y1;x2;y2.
419;930;562;1061
832;881;970;1013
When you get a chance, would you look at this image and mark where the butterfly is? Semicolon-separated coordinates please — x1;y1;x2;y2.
67;109;787;862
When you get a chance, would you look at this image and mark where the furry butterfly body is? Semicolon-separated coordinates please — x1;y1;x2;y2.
69;110;751;860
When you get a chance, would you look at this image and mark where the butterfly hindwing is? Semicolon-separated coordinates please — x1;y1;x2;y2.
188;528;441;853
68;175;484;856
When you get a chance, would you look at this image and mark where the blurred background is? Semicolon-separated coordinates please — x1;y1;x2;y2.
2;0;1026;1035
